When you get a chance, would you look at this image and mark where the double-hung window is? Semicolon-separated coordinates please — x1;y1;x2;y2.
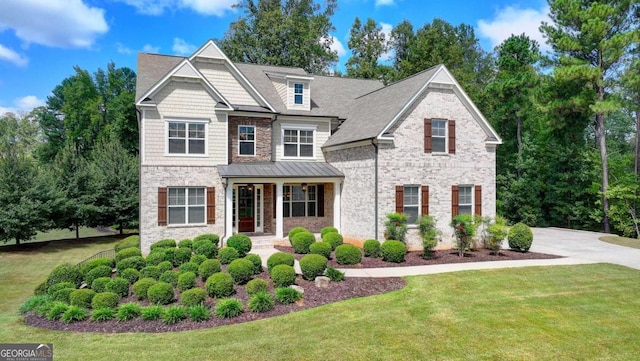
403;186;420;224
283;185;317;217
168;121;205;155
238;125;255;156
294;83;304;105
458;186;473;215
168;187;205;224
431;119;447;153
283;128;314;157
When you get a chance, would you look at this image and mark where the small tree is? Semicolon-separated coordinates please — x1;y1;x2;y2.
418;215;439;259
450;214;477;257
486;216;508;255
384;213;408;243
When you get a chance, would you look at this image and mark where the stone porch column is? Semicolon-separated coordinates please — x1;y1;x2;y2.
275;181;284;239
333;180;341;233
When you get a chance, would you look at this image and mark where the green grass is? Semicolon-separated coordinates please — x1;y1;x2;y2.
2;239;640;360
600;235;640;249
0;227;118;246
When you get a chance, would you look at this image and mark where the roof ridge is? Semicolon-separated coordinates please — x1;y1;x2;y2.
354;64;442;99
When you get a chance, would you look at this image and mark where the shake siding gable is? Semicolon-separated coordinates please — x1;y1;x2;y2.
195;61;260;106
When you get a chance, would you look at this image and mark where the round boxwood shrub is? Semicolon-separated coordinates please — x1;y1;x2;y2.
173;247;193;267
114;235;140;252
248;291;274;313
157;261;173;273
246;278;269;295
323;232;343;250
227;234;252;257
115;247;142;263
69;289;96;308
214;298;244;319
53;288;75;303
116;256;145;273
194;242;218;259
91;277;112;293
218;247;239;265
508;222;534;252
299;254;328;280
145;250;167;266
147;281;175;305
159;270;179;287
140;265;161;280
163;248;177;264
178;261;199;275
198;259;221;281
226;258;254;284
241;254;261;275
34;282;48;296
105;277;130;297
326;267;345;282
190;254;207;265
46;263;83;288
193;233;220;248
291;232;316;254
363;239;381;258
132;277;156;300
270;264;296;287
150;239;177;250
177;272;196;291
320;226;338;239
47;282;76;296
288;226;309;240
205;272;234;298
80;258;114;277
119;268;139;284
178;239;193;249
335;244;362;265
180;287;207;307
309;241;332;259
91;292;120;309
267;252;295;273
275;287;303;304
84;265;112;286
381;240;406;263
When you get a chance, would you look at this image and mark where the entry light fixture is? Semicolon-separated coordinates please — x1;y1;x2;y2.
301;183;308;192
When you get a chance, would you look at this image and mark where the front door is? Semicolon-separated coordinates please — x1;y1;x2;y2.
238;185;254;232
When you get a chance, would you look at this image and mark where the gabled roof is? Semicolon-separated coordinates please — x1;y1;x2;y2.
136;53;183;101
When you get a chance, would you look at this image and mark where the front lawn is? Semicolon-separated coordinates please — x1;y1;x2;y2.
2;239;640;360
600;235;640;249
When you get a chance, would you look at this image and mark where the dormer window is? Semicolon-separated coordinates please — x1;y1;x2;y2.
284;74;313;111
294;83;304;104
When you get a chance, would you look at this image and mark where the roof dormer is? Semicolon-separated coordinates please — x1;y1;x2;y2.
286;75;313;111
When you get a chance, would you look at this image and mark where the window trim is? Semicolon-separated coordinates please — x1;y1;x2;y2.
167;187;206;225
293;83;304;105
283;184;317;218
165;118;208;157
403;185;420;225
458;185;474;216
238;125;256;157
281;124;316;159
431;119;448;154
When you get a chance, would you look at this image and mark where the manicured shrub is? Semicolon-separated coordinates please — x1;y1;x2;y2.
270;264;296;287
363;239;381;258
291;231;316;254
141;305;164;321
159;270;179;287
246;278;269;295
288;226;309;240
140;265;162;280
116;302;142;321
193;233;220;248
91;292;120;309
335;244;362;265
419;215;439;259
132;277;156;300
119;268;139;284
147;282;175;305
116;256;145;273
62;305;87;323
178;261;199;274
145;250;167;266
47;282;75;296
323;232;343;250
190;254;207;265
174;247;193;267
188;304;211;322
244;254;263;274
34;282;48;296
309;241;332;259
46;302;68;320
227;258;254;284
115;247;142;263
91;277;112;293
227;234;252;257
150;239;177;250
326;267;345;282
385;212;408;243
178;239;193;249
381;240;406;263
177;272;196;291
52;288;75;303
214;298;244;318
157;261;173;273
299;254;328;280
85;265;112;286
320;226;338;238
180;287;207;307
450;214;478;257
205;272;235;298
69;289;96;308
275;287;302;304
267;252;295;273
508;222;534;252
248;292;274;312
163;248;177;265
46;263;83;288
198;259;221;281
91;307;116;321
114;235;140;251
106;277;130;298
218;247;239;264
194;242;218;259
161;306;185;324
80;258;114;277
487;217;508;254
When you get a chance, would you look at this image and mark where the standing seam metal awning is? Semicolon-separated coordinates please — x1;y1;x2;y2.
217;162;344;178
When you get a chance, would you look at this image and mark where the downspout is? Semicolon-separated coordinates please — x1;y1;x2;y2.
222;178;227;248
372;139;379;240
135;107;143;251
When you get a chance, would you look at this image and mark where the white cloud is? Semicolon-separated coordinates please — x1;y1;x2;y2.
478;4;551;52
116;0;235;16
0;0;108;49
116;43;133;54
379;22;394;62
117;43;160;54
142;44;161;53
172;38;197;55
327;36;347;57
0;95;45;115
0;44;28;67
375;0;395;7
180;0;237;16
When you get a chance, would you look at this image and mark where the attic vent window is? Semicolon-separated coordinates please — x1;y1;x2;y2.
294;83;303;104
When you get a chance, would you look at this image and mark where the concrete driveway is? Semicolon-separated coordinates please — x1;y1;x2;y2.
531;227;640;271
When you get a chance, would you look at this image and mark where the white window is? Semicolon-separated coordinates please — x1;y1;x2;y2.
238;125;255;156
432;119;447;153
168;187;205;224
403;186;420;224
283;185;317;217
459;186;473;215
294;83;304;104
283;129;314;157
168;121;205;155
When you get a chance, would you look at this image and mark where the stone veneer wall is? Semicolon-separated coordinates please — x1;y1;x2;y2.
228;116;272;163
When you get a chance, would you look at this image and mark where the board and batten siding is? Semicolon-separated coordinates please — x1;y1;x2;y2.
194;61;260;106
272;118;331;162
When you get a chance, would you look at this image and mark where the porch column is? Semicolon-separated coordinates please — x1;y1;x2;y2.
333;180;341;233
224;180;234;244
275;181;284;239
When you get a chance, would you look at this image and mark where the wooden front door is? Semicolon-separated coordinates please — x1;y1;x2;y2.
238;185;254;232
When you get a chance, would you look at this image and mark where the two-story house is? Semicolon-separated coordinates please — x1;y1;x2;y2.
136;40;502;253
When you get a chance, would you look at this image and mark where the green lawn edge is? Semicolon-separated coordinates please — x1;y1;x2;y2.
599;235;640;249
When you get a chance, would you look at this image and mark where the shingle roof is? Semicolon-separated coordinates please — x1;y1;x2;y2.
218;161;344;178
136;53;184;101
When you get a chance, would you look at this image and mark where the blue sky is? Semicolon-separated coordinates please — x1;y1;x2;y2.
0;0;550;115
